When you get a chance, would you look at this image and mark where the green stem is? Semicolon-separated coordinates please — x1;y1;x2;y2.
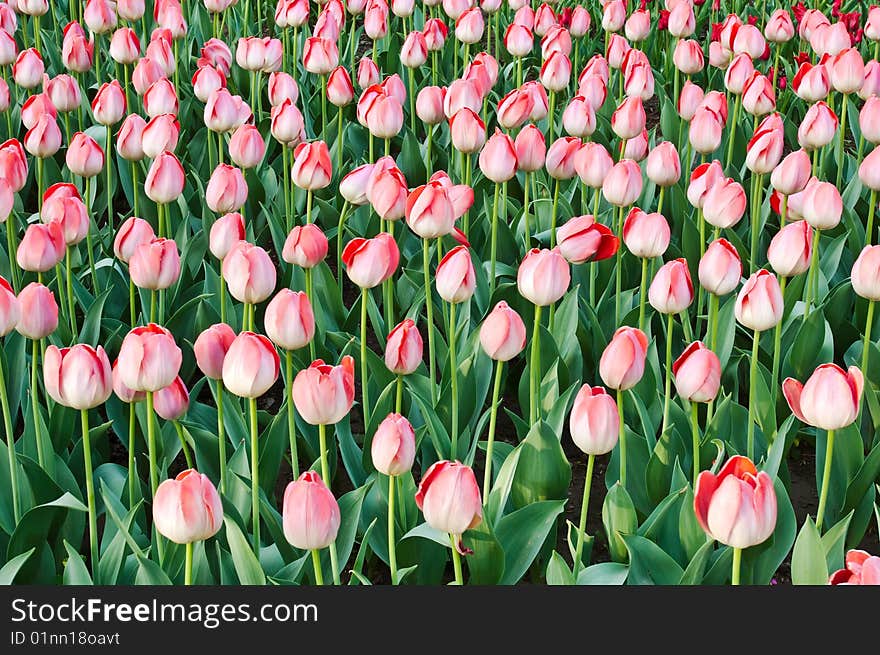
321;75;328;142
184;541;193;585
361;287;371;428
81;409;98;572
127;401;137;508
173;420;193;468
0;357;20;523
803;228;821;319
311;549;324;585
747;329;760;460
449;300;459;459
336;201;349;299
215;381;226;493
482;360;504;499
816;429;835;532
529;304;543;425
750;173;763;272
249;397;260;554
617;388;626;487
731;547;742;585
306;189;313;225
395;374;403;414
489;182;500;297
5;211;19;292
337;106;344;171
317;423;341;585
691;402;701;483
550;177;560;248
866;190;877;248
615;206;624;324
661;313;674;439
770;277;788;410
725;94;741;173
638;257;648;332
423;239;437;405
31;339;44;468
523;171;531;248
573;453;595;573
388;474;398;585
106;124;113;232
547;90;556;150
836;94;848;190
426;124;433;177
68;250;77;335
146;391;159;497
285;352;299;479
862;300;875;378
449;534;464;585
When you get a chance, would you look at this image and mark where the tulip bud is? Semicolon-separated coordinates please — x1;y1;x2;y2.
599;326;648;390
557;215;618;264
703;177;747;229
282;471;341;550
145;151;185;204
575;142;612;188
209;212;245;260
291;141;333;190
415;460;482;551
221;331;280;398
153;469;223;544
292;356;355;425
43;344;113;410
768;220;813;278
783;364;863;430
17;222;66;273
129;237;181;291
645;142;681;187
673;341;721;403
648;258;694;314
852;245;880;302
222;241;277;304
371;413;416;476
699;238;742;296
153;376;189;421
479;301;526;362
114;217;155;264
735;269;784;332
602;159;643;207
569;385;619;456
436;245;477;304
385;319;423;374
0;276;19;336
342;233;400;289
193;322;236;380
264;289;315;352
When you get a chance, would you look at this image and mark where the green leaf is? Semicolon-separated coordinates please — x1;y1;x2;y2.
401;521;450;548
0;548;35;584
63;540;93;585
509;420;572;508
546;551;575;585
622;534;685;585
821;511;854;575
463;517;505;585
496;500;565;585
679;539;715;585
576;562;629;585
223;516;266;585
602;483;637;563
791;517;829;585
133;554;173;586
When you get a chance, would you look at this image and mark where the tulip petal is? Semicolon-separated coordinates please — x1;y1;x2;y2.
782;377;807;424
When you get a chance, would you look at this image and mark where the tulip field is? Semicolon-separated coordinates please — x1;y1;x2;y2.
1;0;880;589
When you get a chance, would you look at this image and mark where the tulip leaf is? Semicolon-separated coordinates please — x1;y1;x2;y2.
792;517;828;585
62;540;93;585
134;554;173;586
496;500;565;585
546;551;574;586
679;487;709;562
679;539;715;586
464;517;505;585
0;547;35;585
401;522;450;548
223;516;266;585
622;534;684;585
602;483;638;563
486;445;522;525
576;562;629;586
509;421;571;509
821;511;854;574
742;477;796;585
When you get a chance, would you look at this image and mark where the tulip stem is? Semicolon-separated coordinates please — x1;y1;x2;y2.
449;301;460;459
660;313;675;440
127;401;137;508
547;90;556;149
219;272;227;324
617;388;626;488
30;339;45;469
803;228;821;320
336;200;349;299
173;421;193;468
836;94;848;190
248;396;261;554
725;93;741;174
690;401;701;483
489;182;500;298
770;277;788;411
337;106;345;170
523;171;531;248
614;206;624;325
731;547;742;586
816;429;835;533
306;189;313;225
213;381;227;496
145;391;159;497
637;257;648;332
395;374;403;414
321;75;328;143
5;214;19;292
529;304;543;426
311;549;324;586
0;356;20;523
573;453;595;573
285;352;299;479
184;542;193;586
550;177;560;248
482;360;504;499
150;290;156;324
449;534;464;585
747;329;760;461
388;474;398;585
862;300;875;381
426;124;434;177
68;250;78;335
866;190;877;248
106;124;113;233
750;173;764;273
360;287;371;429
317;423;341;585
81;409;99;572
422;239;437;405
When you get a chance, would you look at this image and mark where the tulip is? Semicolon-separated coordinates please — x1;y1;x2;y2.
599;326;648;392
557;214;618;266
859;97;880;146
770;150;811;226
783;363;863;531
154;376;189;422
228;124;265;170
282;224;328;271
13;49;44;89
568;383;619;570
768;220;812;279
689;106;724;155
117;323;182;394
283;471;341;583
341;233;400;290
265;289;314;353
17;222;65;273
860;147;880;246
623;209;670;260
415;460;482;582
385;318;423;379
206;164;248;214
602;158;643;322
114;217;155;268
611;95;646;141
694;455;777;583
645;142;681;194
829;550;880;585
703;177;746;231
699;237;742;353
221;241;276;313
153;468;222;583
141;114;180;159
144;152;185;229
129;237;180;295
292;141;332;226
0;274;19;517
798;101;838;151
209;213;245;267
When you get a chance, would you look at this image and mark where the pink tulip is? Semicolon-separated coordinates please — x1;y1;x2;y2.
209;212;245;261
282;471;340;550
0;276;19;336
610;95;646;141
479;129;518;183
193;323;236;380
575;142;613;188
768;220;813;278
144;151;185;204
622;208;670;259
545;136;582;180
648;258;694;314
436;245;476;304
829;550;880;585
114;217;155;263
206;164;248;214
17;222;65;273
602;159;643;207
797;101;838;151
703;177;747;229
800;180;842;230
599;326;648;390
415;460;482;552
43;344;113;410
141;113;180;159
557;215;618;265
694;455;777;549
852;245;880;301
153;469;223;544
129;237;180;290
687;160;724;208
342;233;400;289
479;301;526;362
154;376;189;421
385;319;423;374
783;364;863;430
514;123;547;172
569;385;619;456
517;247;570;306
116;323;182;392
116;114;147;162
291;141;332;190
699;238;742;296
645;142;681;188
264;289;315;352
770;149;811;196
735;269;784;331
673;341;721;403
292;356;355;425
228;124;266;169
221;241;277;304
221;331;280;398
282;224;328;269
371;413;416;476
